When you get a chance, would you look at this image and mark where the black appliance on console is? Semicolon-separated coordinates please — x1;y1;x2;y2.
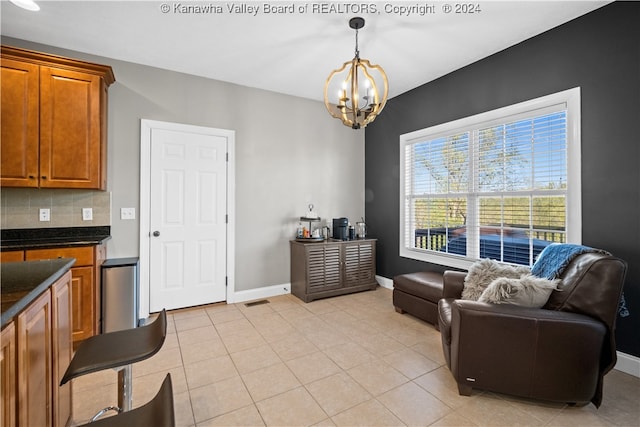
332;218;349;240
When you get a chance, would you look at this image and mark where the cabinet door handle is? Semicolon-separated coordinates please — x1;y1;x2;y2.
41;176;47;180
29;175;36;179
152;231;160;237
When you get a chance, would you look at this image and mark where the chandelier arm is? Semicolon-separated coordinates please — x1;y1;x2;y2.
357;60;389;127
324;60;352;122
356;63;375;110
345;63;356;126
359;61;387;105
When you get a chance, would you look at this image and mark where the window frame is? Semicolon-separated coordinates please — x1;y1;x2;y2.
399;87;581;270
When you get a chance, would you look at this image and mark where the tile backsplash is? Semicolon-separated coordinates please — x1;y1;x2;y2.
1;188;111;229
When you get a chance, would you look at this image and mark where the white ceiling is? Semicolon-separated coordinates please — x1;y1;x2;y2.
1;1;608;101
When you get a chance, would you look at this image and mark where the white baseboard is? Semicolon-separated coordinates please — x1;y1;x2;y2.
615;351;640;378
231;283;291;304
377;275;393;289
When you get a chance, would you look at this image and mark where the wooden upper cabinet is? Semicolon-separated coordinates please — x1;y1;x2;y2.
40;66;103;188
0;58;39;187
0;45;115;190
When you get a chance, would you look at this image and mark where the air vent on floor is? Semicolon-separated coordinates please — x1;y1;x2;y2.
244;299;270;307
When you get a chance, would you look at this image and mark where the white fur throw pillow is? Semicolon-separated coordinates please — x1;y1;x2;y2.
462;259;531;301
478;275;560;307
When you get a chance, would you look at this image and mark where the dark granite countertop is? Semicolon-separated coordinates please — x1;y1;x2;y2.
1;226;111;251
1;258;76;328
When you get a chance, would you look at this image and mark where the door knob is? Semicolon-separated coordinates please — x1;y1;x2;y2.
152;231;160;237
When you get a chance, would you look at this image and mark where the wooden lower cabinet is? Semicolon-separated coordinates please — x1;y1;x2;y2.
26;244;105;344
52;272;73;427
3;270;73;427
290;239;378;303
69;266;93;343
0;251;24;263
17;290;52;427
1;322;16;426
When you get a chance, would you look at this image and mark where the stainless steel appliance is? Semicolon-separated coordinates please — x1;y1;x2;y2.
101;257;139;333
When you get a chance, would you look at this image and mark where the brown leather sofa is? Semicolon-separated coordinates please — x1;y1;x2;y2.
437;252;627;407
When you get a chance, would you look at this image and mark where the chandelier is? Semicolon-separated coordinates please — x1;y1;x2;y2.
324;17;388;130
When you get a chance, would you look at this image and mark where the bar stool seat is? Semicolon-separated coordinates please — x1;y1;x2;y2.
78;374;174;427
62;309;167;383
61;309;167;419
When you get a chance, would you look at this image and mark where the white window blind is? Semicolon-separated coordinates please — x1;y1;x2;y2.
400;88;581;269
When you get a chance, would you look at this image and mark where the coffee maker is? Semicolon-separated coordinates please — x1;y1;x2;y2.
332;218;349;240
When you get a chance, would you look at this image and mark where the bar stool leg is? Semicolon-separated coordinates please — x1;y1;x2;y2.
118;365;133;412
90;406;120;422
88;364;134;422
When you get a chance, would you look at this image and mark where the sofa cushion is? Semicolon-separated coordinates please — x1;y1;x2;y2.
478;274;559;308
462;259;530;301
393;272;443;302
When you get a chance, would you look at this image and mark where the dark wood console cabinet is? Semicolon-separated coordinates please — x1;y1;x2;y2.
290;239;378;303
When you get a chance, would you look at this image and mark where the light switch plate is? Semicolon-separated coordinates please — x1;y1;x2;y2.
39;208;50;222
82;208;93;221
121;207;136;220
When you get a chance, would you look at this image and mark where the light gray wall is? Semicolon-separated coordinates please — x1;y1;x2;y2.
3;37;364;292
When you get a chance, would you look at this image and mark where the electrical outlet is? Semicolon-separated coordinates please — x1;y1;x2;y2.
120;207;136;220
39;208;50;222
82;208;93;221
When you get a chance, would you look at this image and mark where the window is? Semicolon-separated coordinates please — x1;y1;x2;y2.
400;88;581;269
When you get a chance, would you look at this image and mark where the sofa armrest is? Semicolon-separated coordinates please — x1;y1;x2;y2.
442;271;466;298
451;299;608;325
448;300;606;403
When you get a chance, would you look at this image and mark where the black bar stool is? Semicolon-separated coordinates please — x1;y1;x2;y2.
61;309;168;421
77;374;174;427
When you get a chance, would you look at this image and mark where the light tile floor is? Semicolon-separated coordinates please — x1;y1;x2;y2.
71;287;640;426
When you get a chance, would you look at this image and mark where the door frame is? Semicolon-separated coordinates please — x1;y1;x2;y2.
139;119;236;319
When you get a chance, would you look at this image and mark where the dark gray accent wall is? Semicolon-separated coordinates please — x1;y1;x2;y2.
365;2;640;357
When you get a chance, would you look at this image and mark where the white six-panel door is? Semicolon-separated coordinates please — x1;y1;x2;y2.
142;121;231;312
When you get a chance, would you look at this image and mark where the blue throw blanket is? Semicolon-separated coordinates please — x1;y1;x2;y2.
531;243;610;279
531;243;629;318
